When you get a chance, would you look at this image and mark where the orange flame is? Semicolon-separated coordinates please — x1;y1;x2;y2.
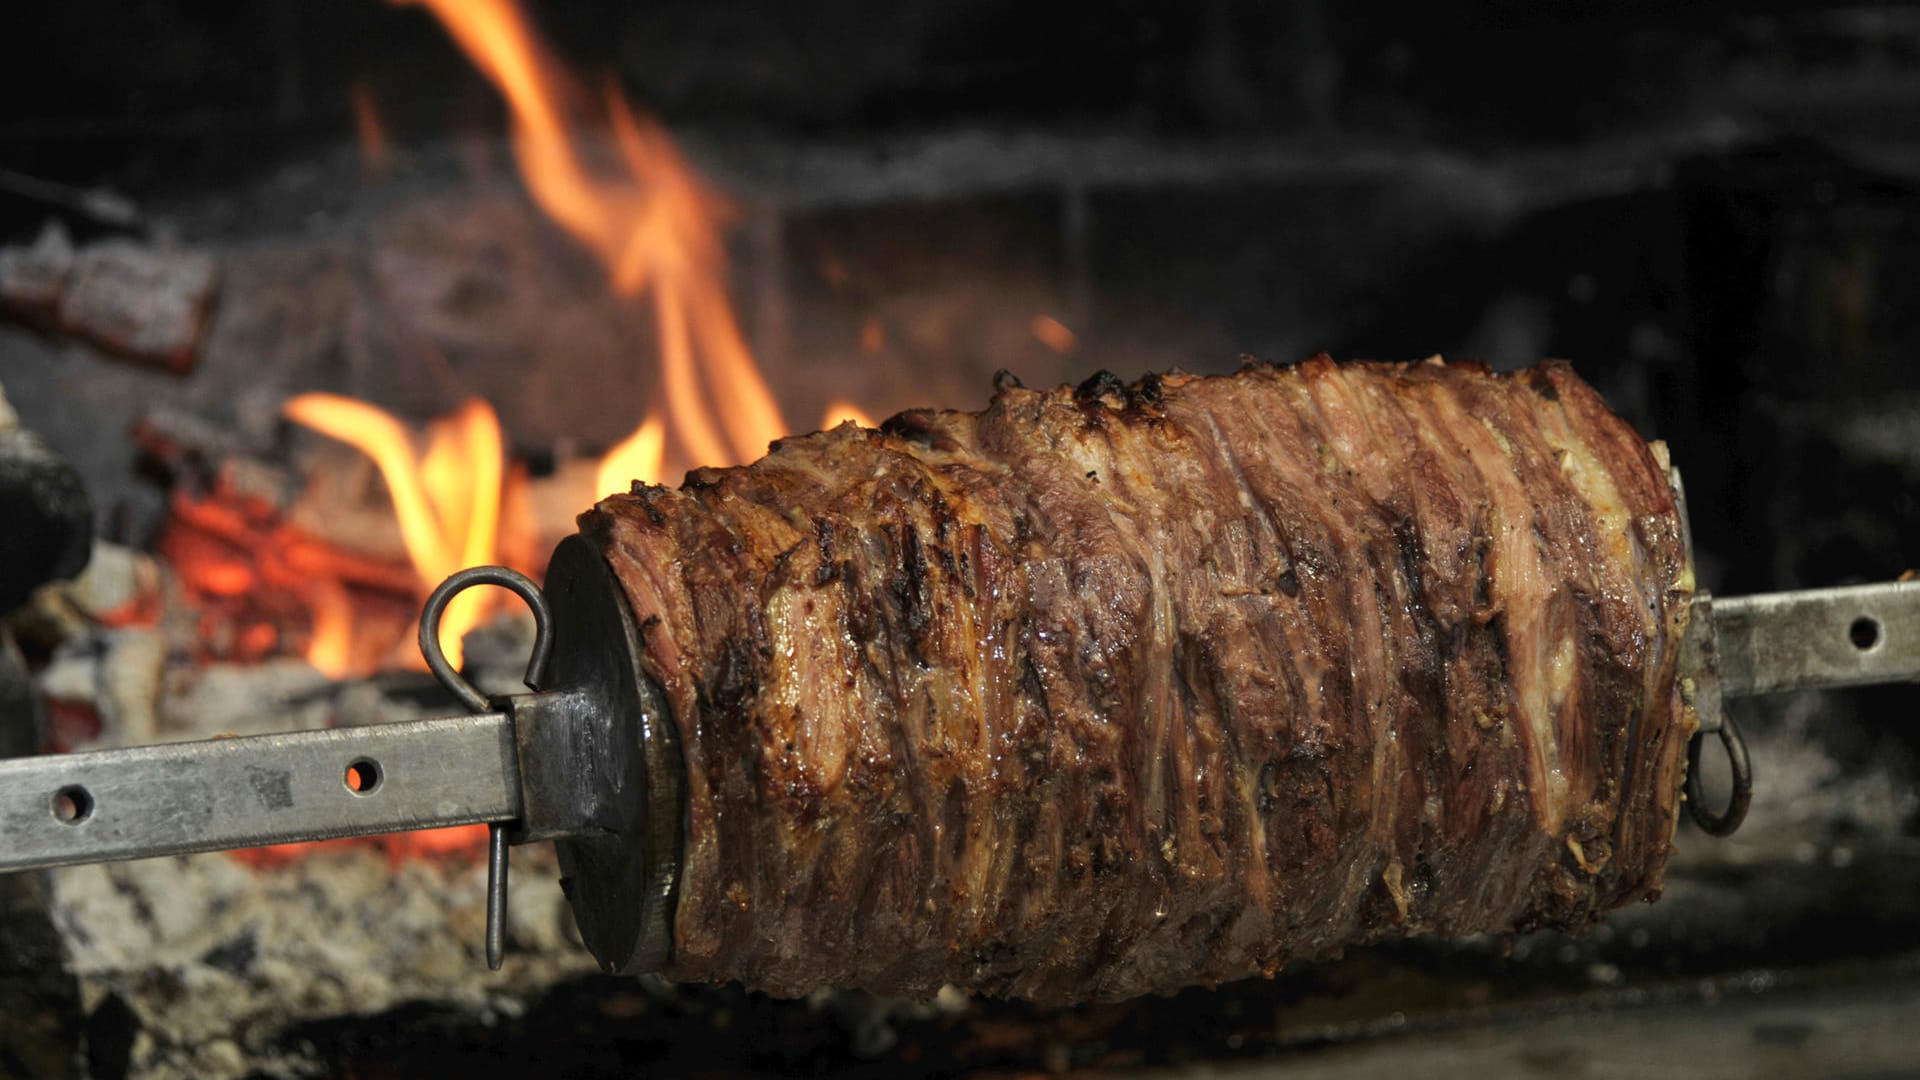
266;1;884;679
349;82;391;178
402;0;787;484
1031;314;1078;355
822;401;876;430
307;582;356;678
595;412;665;499
283;394;503;668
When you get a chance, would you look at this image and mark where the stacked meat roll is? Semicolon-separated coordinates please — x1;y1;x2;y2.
582;356;1696;1004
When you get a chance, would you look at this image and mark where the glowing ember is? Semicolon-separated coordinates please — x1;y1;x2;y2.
155;483;421;672
227;824;492;868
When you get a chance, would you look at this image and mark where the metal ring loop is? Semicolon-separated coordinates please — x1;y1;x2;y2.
1685;712;1752;837
419;566;554;715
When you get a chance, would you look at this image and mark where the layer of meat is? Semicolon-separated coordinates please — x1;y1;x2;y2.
582;355;1696;1004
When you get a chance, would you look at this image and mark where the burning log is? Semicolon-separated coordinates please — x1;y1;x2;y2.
130;390;595;681
131;402;464;675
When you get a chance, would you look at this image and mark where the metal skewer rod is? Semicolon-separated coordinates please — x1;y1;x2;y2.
1679;578;1917;836
0;712;522;873
1713;580;1920;698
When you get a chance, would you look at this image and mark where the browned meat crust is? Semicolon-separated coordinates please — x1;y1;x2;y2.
581;356;1696;1005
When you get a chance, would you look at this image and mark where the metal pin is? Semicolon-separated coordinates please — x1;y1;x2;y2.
486;822;509;970
421;565;550;973
1685;714;1753;837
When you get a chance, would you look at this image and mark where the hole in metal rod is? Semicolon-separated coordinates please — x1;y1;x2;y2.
345;758;383;795
1849;616;1881;652
53;785;92;824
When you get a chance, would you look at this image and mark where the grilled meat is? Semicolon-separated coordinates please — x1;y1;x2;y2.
582;355;1696;1004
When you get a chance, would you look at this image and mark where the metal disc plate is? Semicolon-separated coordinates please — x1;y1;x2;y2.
542;534;684;974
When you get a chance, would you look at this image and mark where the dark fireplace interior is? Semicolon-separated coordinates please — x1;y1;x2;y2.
1;3;1917;1078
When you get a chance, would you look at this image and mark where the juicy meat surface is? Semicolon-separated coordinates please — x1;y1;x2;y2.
582;356;1696;1004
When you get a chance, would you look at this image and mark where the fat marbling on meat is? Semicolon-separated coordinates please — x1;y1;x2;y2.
581;355;1696;1004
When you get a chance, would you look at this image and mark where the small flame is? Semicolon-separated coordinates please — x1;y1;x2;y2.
595;412;665;499
283;394;503;668
1031;314;1078;355
307;583;356;679
349;82;391;178
822;401;876;430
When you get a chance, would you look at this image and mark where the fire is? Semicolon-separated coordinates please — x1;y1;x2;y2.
402;0;788;477
283;394;503;668
595;412;664;499
252;0;880;678
349;82;391;178
307;583;356;678
823;401;876;429
1031;314;1078;355
125;0;899;876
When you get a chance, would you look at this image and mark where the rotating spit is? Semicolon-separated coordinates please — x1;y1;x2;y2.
1;362;1917;999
